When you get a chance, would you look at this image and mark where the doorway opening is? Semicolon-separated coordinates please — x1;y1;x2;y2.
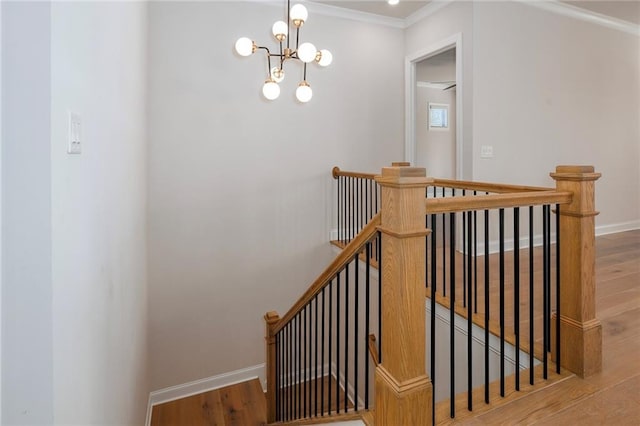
405;34;463;180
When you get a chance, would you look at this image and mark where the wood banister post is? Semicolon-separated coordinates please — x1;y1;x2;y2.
374;164;433;425
264;311;280;423
550;165;602;377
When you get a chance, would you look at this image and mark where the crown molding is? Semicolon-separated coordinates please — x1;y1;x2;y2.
517;0;640;36
404;0;455;28
303;1;406;28
247;0;639;35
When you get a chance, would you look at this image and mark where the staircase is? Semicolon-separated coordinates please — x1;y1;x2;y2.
262;163;604;425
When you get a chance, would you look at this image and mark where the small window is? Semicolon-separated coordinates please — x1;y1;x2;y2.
428;103;449;131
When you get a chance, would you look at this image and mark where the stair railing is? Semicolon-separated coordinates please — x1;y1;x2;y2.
265;215;382;423
266;164;600;425
425;183;571;420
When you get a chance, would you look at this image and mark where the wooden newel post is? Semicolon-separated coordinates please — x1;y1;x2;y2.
550;165;602;378
264;311;280;423
374;165;433;425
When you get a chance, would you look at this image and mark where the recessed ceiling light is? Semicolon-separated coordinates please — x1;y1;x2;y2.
388;0;399;5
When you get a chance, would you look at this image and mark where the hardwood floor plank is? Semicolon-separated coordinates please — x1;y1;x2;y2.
535;375;640;426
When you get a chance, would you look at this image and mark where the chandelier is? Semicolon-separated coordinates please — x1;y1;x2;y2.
234;1;332;103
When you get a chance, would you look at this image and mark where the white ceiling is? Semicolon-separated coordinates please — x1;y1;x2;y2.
309;0;430;19
309;0;639;24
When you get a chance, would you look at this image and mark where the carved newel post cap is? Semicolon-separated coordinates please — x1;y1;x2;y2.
551;165;601;181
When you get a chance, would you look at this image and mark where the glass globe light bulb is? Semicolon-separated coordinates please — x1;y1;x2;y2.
235;37;254;57
297;42;317;63
296;81;313;103
316;49;333;67
290;4;308;27
272;21;288;41
262;79;280;101
270;67;285;83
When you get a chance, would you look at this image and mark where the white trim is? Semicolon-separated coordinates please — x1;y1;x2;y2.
468;220;640;256
596;220;640;236
331;362;366;410
145;364;266;426
303;1;404;28
405;33;463;180
519;0;640;37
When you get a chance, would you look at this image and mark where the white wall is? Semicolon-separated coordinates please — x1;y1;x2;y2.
406;1;639;230
405;1;474;180
50;2;149;423
472;1;640;229
1;2;54;424
2;2;149;424
416;87;456;178
147;1;404;390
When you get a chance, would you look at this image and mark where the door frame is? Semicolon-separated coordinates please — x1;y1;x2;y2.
405;33;463;180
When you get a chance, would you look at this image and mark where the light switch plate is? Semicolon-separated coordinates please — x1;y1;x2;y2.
480;145;493;159
68;112;82;154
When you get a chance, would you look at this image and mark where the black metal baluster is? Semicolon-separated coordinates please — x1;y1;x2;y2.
426;200;430;289
343;177;347;245
484;207;490;404
303;306;307;418
298;313;301;418
450;211;456;418
328;280;333;415
321;287;326;416
336;272;341;413
543;205;549;379
345;262;350;414
546;206;552;356
366;179;370;225
431;212;437;424
355;254;359;411
442;187;447;297
355;178;360;235
514;207;520;391
463;190;467;308
360;178;364;231
378;231;382;363
474;191;478;314
309;301;313;416
315;295;319;417
556;204;561;375
288;322;292;420
365;242;371;410
349;178;353;242
276;332;280;420
499;208;505;397
351;177;356;240
529;206;535;385
467;210;473;411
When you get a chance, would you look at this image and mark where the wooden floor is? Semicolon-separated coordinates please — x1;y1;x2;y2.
150;378;267;426
150;375;352;425
152;230;639;425
461;230;640;425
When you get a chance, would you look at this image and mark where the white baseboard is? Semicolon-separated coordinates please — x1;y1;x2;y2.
595;220;640;236
145;363;266;426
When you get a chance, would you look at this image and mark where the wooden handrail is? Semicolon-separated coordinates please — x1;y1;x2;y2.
332;166;377;180
432;178;553;193
425;190;572;214
273;213;381;334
